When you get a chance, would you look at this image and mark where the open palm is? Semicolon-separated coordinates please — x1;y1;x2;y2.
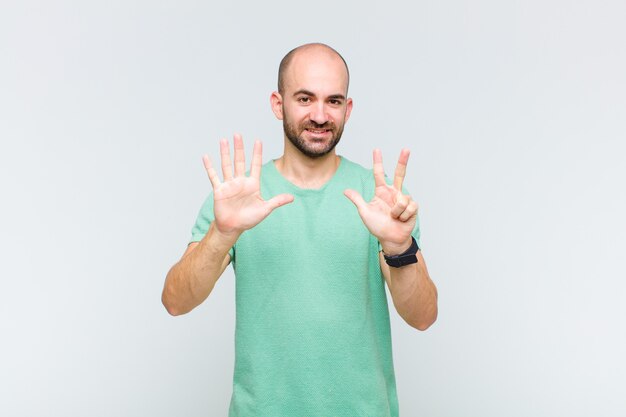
204;134;294;236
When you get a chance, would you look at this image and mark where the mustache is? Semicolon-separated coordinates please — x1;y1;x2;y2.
302;121;335;130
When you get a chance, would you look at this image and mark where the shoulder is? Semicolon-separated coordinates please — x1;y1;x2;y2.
336;156;376;199
339;156;374;180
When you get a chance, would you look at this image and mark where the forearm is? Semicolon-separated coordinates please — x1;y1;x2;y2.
162;223;238;316
384;251;438;330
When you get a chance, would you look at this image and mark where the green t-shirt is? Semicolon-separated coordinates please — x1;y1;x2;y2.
191;156;420;417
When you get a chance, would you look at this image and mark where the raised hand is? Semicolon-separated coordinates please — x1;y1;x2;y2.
203;134;294;236
344;149;418;255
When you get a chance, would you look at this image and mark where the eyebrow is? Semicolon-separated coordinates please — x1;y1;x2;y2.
292;89;346;101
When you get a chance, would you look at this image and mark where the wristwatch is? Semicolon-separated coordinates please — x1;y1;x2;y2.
383;237;419;268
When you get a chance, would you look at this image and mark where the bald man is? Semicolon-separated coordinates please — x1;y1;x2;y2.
162;43;438;417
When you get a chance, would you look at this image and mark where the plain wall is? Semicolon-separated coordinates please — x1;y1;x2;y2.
1;0;625;416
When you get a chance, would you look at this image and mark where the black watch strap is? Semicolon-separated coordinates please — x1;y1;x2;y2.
383;237;419;268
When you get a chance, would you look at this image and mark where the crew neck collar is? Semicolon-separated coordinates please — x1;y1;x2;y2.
267;156;346;194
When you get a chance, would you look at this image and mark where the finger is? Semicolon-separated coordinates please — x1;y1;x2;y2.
250;140;263;179
390;193;409;219
343;189;368;211
220;139;233;181
372;149;386;187
393;148;410;190
398;201;418;222
202;154;221;189
265;193;294;211
233;133;246;177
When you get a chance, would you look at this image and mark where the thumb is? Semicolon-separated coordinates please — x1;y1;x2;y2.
265;193;295;211
344;189;367;211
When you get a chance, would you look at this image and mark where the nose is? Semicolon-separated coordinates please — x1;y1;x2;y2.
309;102;329;125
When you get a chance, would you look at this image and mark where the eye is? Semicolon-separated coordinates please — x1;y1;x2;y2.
298;96;311;103
329;99;343;105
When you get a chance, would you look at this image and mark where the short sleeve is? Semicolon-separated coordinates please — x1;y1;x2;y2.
189;193;235;259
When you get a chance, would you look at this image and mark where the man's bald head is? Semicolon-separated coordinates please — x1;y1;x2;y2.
277;43;350;95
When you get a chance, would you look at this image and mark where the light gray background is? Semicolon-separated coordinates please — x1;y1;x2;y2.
1;1;625;416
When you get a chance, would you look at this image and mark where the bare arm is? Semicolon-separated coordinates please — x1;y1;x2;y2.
344;148;438;330
162;225;235;316
161;135;293;316
380;250;438;330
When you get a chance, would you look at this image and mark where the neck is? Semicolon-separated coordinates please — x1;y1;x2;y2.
274;139;341;189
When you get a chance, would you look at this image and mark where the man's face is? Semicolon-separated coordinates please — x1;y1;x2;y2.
276;49;353;158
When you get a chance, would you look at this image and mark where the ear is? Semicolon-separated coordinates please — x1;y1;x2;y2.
270;91;284;120
344;97;354;123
